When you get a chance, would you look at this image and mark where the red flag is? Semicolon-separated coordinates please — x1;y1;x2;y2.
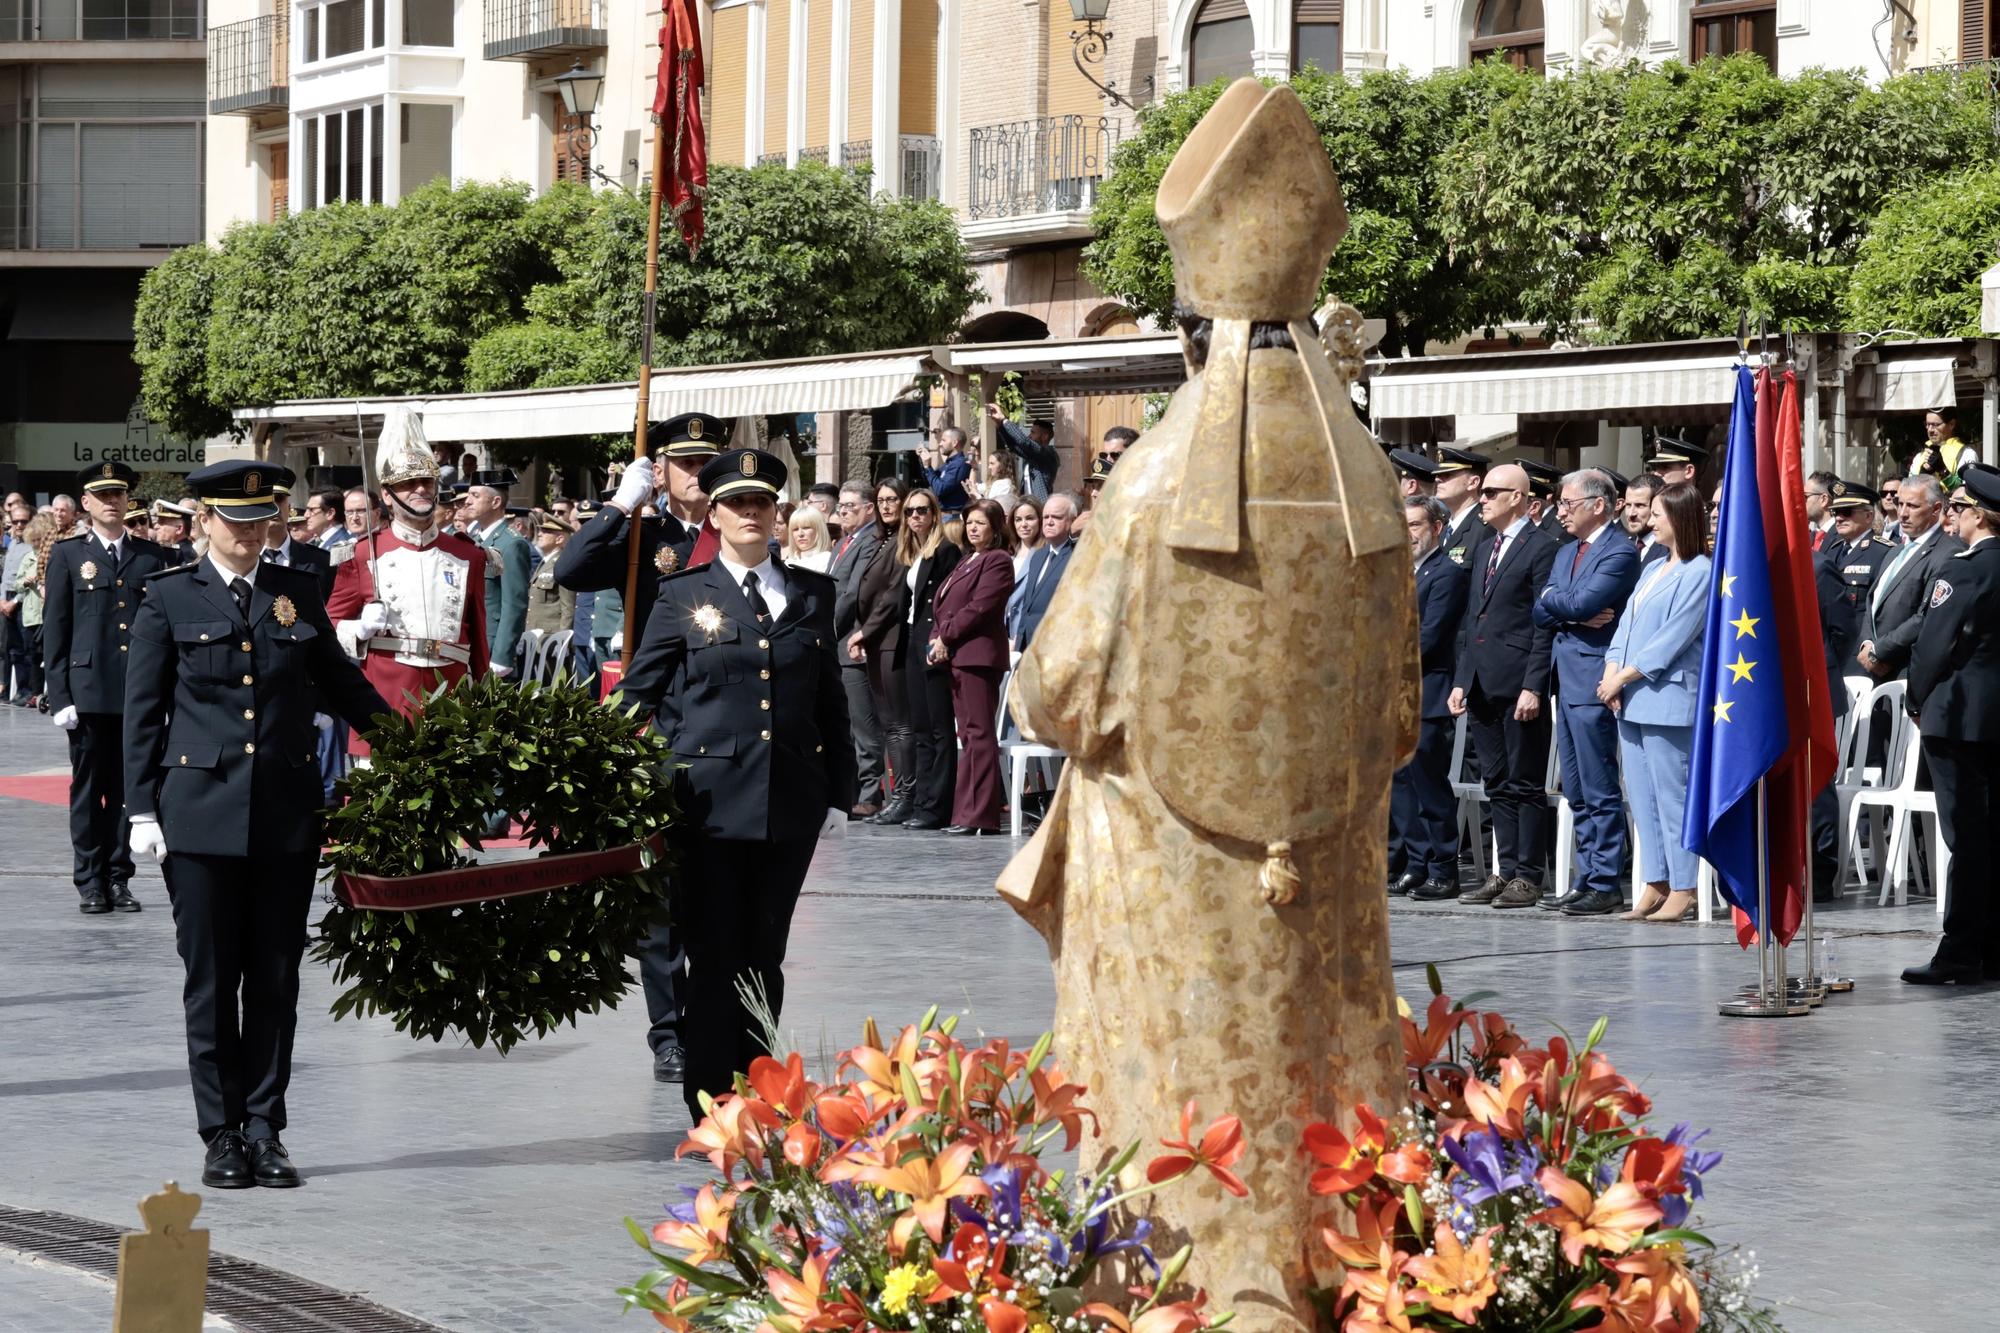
652;0;708;256
1743;365;1835;947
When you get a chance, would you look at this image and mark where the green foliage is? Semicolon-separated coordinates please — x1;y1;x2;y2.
313;673;680;1054
132;244;229;441
464;321;635;392
1844;164;2000;337
129;471;189;507
1085;58;2000;350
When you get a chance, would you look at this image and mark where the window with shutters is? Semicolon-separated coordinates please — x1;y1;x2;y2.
1469;0;1543;73
268;141;289;218
1690;0;1774;66
1965;0;1997;60
19;65;202;250
1292;0;1339;73
1189;0;1253;87
552;102;586;185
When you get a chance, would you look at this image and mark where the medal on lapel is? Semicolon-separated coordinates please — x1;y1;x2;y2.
273;595;298;627
691;604;724;643
80;560;99;581
655;546;680;575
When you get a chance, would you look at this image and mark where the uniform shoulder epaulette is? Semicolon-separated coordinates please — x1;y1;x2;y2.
147;561;199;579
661;561;713;582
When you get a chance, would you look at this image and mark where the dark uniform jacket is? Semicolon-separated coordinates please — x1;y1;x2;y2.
1826;534;1892;628
1453;521;1560;699
554;506;695;638
123;560;388;857
1868;526;1965;668
43;531;173;714
1908;540;2000;741
1440;507;1489;572
1816;546;1860;720
1414;544;1470;719
268;536;334;605
621;561;856;841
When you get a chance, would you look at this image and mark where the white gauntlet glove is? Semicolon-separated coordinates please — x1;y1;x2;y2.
817;807;847;840
129;817;167;864
611;460;657;514
53;705;78;731
356;601;390;639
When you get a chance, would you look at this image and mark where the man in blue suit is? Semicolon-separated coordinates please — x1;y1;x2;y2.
1011;492;1080;653
1533;468;1641;914
1396;497;1471;900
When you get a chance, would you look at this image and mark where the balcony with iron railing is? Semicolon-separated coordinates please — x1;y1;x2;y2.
1;0;203;40
207;11;287;114
1;180;204;252
1910;58;2000;134
482;0;603;62
966;115;1117;242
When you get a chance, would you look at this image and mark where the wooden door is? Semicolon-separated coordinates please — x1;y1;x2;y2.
553;106;587;185
268;142;289;219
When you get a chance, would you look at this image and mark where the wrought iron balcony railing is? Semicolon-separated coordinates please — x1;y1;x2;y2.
840;139;872;169
207;12;287;114
1910;58;2000;134
756;151;785;167
797;146;828;165
0;180;204;251
966;115;1116;221
1;0;203;39
481;0;603;62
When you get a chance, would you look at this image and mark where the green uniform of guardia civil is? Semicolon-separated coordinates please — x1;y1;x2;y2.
473;519;533;674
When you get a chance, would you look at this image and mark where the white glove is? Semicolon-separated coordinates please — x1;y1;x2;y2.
314;712;333;729
817;807;846;840
355;602;390;640
611;460;657;514
53;705;78;731
129;817;167;864
608;631;623;654
492;664;513;679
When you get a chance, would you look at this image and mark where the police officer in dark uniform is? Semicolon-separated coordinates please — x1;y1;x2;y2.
1644;433;1707;487
1387;448;1437;498
1894;465;2000;983
1823;481;1892;625
1394;495;1471;901
621;447;855;1120
1810;490;1866;899
124;461;389;1188
553;412;723;1084
1521;459;1566;540
1433;446;1489;568
44;460;173;913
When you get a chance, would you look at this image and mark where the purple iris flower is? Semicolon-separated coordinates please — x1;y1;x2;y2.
1663;1124;1722;1201
1039;1181;1158;1277
663;1184;705;1224
1441;1129;1537;1207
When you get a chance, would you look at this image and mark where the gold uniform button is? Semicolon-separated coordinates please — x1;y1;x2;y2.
759;729;771;741
199;633;209;641
759;699;770;711
241;674;253;685
119;645;127;652
759;669;770;680
118;623;126;630
117;601;126;609
179;755;187;765
241;642;253;652
244;742;256;754
758;638;769;650
242;709;255;720
116;579;123;587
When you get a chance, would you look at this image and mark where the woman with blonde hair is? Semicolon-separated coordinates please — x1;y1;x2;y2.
896;487;961;829
786;505;833;573
15;514;55;710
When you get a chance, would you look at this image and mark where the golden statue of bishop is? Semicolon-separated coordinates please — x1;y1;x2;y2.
998;79;1420;1332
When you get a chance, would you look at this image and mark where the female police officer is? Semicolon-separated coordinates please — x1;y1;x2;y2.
124;460;389;1189
620;448;855;1121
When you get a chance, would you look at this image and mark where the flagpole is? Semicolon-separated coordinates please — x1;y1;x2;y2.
1720;778;1811;1018
622;120;670;667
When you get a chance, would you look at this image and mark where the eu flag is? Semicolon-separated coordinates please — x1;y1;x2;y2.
1684;365;1791;937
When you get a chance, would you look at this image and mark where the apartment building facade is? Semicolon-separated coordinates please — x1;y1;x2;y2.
1;0;207;497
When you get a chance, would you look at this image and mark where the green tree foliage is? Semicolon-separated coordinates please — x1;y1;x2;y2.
134;171;978;440
1844;164;2000;336
1085;59;2000;351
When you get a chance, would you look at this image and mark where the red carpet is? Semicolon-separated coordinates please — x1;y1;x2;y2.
0;775;68;807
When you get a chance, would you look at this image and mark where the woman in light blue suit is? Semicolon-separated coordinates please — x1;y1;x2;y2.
1598;482;1712;921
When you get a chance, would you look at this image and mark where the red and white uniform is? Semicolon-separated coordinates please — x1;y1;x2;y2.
327;521;489;755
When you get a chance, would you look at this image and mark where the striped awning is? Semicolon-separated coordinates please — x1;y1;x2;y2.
1370;350;1743;421
1863;356;1956;413
647;351;928;420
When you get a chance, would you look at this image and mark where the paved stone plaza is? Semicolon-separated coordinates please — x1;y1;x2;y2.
0;703;1989;1332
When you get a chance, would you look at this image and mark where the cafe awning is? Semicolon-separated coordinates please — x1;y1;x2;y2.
1369;339;1744;422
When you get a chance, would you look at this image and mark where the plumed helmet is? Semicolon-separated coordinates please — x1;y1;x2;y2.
377;406;438;488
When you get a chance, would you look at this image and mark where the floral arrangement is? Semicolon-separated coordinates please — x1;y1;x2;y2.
625;978;1779;1333
621;1007;1231;1333
1303;969;1778;1332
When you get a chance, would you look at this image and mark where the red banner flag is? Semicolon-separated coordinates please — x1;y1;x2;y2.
652;0;708;256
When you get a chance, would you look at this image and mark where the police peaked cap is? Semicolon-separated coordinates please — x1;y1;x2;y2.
1388;448;1438;482
701;448;787;503
187;459;284;523
1961;461;2000;514
1519;458;1563;498
651;412;728;458
467;469;520;492
77;460;139;493
1433;446;1488;476
1826;479;1878;511
1646;432;1708;466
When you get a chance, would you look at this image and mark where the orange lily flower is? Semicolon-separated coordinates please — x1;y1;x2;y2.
843;1024;932;1108
1572;1249;1702;1333
784;1121;822;1168
1462;1058;1535;1140
764;1251;868;1333
748;1053;816;1122
1378;1140;1432;1186
1529;1168;1663;1265
1619;1138;1687;1204
1338;1257;1416;1333
860;1139;991;1247
650;1277;694;1331
650;1184;736;1267
928;1224;1016;1305
1081;1298;1211;1333
1029;1066;1098;1151
678;1095;768;1176
1401;1224;1498;1323
1402;993;1476;1071
980;1301;1028;1333
1320;1198;1404;1274
1145;1101;1249;1198
1303;1105;1387;1195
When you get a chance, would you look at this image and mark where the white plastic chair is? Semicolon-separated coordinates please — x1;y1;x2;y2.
514;628;544;682
1446;713;1493;883
1845;687;1938;907
1834;677;1894;892
540;629;574;685
997;669;1063;838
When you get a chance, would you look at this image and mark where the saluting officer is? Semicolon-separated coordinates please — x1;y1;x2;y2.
124;461;389;1189
44;460;173;914
621;447;856;1120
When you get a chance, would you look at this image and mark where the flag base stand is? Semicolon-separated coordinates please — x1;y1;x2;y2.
1719;994;1812;1018
1736;978;1823;1007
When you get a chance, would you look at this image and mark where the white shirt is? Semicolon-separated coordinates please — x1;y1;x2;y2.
207;553;258;593
94;532;124;564
261;537;293;567
717;551;789;624
1490;515;1531;568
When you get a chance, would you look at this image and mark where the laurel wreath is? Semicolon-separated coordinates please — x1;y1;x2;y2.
313;673;679;1054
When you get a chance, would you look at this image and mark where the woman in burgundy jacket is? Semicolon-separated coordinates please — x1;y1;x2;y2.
927;499;1017;834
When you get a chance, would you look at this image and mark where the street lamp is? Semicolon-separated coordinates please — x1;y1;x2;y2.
555;60;606;181
1067;0;1137;110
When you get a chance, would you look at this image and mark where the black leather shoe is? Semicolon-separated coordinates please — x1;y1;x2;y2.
1561;890;1623;916
904;815;944;830
78;892;112;915
1460;875;1508;905
1410;877;1460;902
1901;960;1987;986
110;886;141;913
653;1046;686;1083
1541;889;1584;912
202;1131;254;1189
249;1137;301;1187
869;799;911;826
1388;871;1424;898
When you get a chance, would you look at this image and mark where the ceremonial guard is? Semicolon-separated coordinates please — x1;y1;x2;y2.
1895;465;2000;984
554;413;724;1084
622;447;854;1120
124;461;389;1187
462;470;533;677
325;409;490;743
43;460;172;913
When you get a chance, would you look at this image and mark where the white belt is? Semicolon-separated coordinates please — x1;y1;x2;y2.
366;635;470;666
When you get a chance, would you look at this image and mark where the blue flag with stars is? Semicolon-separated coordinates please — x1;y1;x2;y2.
1683;365;1790;932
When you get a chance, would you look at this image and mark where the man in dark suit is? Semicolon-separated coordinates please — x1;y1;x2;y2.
1532;468;1641;914
1619;473;1669;570
1433;446;1489;571
1811;498;1865;900
1012;491;1080;652
829;481;886;816
261;474;335;604
1449;463;1560;909
1860;473;1963;680
1521;459;1566;541
620;447;855;1117
1898;466;2000;984
43;460;173;913
1397;497;1471;901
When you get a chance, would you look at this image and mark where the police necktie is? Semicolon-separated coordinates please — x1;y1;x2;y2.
261;548;285;567
230;577;251;624
743;571;771;626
